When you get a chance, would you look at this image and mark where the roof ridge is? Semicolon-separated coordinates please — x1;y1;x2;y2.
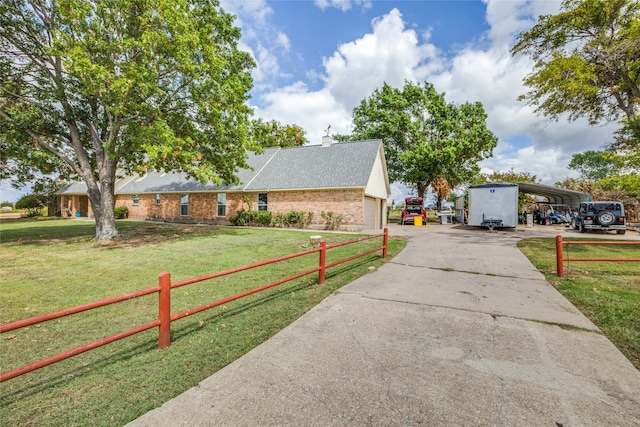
243;147;280;190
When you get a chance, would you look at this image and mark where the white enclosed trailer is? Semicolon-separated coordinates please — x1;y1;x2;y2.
468;183;519;229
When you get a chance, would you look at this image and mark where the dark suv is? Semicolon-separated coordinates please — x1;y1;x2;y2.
574;201;626;234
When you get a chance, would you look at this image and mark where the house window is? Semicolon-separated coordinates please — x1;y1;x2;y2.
155;194;161;205
132;195;140;205
217;193;226;217
258;193;268;211
180;194;189;216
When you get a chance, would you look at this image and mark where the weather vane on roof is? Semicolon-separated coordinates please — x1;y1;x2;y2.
325;124;331;136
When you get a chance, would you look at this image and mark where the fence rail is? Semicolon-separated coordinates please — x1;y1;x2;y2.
555;235;640;277
1;228;388;382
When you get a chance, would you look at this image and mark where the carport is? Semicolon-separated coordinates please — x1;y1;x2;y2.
454;183;592;224
516;182;591;209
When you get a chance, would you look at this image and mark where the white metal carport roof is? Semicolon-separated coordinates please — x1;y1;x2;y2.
516;182;591;208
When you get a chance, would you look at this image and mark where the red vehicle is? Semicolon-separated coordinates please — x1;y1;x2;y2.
401;197;427;225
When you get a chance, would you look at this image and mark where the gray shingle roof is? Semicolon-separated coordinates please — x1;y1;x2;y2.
246;139;381;190
58;140;383;195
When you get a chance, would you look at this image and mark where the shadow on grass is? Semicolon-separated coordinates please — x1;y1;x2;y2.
0;219;249;246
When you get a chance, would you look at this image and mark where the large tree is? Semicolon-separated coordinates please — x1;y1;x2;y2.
0;0;255;240
337;81;497;198
511;0;640;148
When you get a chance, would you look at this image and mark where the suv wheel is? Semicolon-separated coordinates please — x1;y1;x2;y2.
596;211;616;225
617;229;626;235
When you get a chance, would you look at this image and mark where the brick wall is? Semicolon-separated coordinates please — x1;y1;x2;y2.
116;192;245;223
261;189;364;226
115;189;369;229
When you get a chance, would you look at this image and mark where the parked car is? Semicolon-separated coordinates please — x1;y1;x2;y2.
533;202;574;225
573;201;626;234
401;197;427;225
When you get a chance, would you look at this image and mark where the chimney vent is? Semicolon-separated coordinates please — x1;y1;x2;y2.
322;135;332;147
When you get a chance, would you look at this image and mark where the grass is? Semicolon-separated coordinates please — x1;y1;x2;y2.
518;237;640;370
0;218;406;426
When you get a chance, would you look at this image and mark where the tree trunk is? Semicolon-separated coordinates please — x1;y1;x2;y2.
417;182;428;199
86;166;121;241
94;190;120;241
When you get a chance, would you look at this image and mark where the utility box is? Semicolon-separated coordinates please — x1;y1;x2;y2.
468;183;519;230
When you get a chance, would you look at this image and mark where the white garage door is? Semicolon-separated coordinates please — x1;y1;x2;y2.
364;197;377;230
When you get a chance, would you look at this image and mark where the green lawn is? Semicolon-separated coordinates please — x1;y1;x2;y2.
0;218;406;427
518;237;640;370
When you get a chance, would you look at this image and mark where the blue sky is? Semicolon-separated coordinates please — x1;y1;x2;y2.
219;0;617;202
0;0;618;203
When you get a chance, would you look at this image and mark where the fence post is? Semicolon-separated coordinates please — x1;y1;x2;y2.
382;227;389;259
158;272;171;349
318;240;327;284
556;235;564;277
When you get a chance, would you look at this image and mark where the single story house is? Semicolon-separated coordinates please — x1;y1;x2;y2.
58;137;391;230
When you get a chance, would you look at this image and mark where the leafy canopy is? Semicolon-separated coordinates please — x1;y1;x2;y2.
0;0;256;239
511;0;640;148
337;81;497;197
567;150;626;181
250;118;308;148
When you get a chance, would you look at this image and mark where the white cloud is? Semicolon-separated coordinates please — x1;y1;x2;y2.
255;82;352;142
275;31;291;52
323;8;442;108
221;0;272;25
242;0;622;193
314;0;372;12
253;8;443;138
480;143;578;185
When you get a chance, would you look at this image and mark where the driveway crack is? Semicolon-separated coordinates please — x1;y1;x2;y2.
388;260;530;280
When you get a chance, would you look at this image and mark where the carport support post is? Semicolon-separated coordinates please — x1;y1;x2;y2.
318;240;327;284
556;236;565;277
158;272;171;349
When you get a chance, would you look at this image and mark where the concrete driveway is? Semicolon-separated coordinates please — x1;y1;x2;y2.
127;223;640;427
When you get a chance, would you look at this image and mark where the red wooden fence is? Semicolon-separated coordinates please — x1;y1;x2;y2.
555;235;640;277
1;229;388;382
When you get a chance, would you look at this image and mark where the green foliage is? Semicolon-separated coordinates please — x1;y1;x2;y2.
323;211;339;230
250;118;308;148
1;201;13;208
15;193;47;217
230;209;312;228
114;206;129;220
272;212;286;228
338;81;497;197
229;209;272;227
229;208;252;226
568;150;625;181
597;174;640;198
284;210;313;228
511;0;640;147
321;211;343;230
0;0;256;240
256;211;273;227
